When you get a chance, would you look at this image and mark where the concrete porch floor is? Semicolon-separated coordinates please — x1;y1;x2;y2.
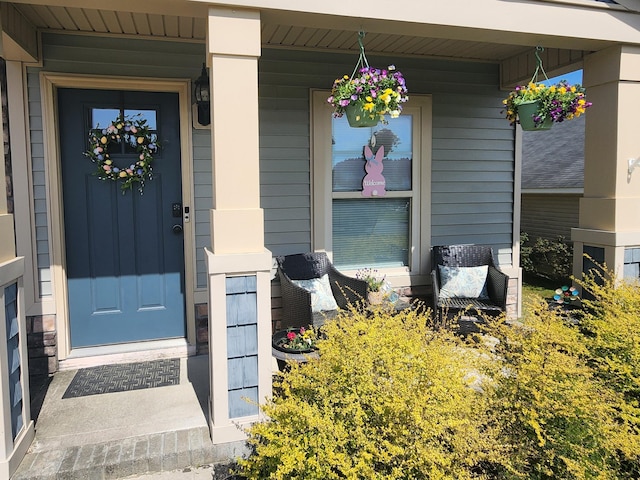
11;355;248;480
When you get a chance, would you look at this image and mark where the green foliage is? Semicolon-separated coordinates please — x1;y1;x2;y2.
577;265;640;476
481;301;622;479
239;277;640;479
240;306;504;479
520;232;573;283
355;267;385;292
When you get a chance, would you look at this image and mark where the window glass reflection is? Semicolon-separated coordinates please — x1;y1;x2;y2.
332;115;412;192
125;109;157;130
91;109;120;129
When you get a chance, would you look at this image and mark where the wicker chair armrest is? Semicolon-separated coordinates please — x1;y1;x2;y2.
431;268;440;306
278;268;313;329
328;266;367;308
487;266;508;309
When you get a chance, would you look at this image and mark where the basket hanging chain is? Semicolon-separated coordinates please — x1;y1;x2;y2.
529;45;550;84
350;31;370;80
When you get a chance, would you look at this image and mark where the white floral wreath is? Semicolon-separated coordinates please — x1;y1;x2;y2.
84;115;159;194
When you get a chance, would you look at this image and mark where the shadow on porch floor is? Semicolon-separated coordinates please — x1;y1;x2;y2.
12;355;247;480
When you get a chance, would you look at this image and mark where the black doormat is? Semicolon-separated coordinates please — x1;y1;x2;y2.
62;358;180;399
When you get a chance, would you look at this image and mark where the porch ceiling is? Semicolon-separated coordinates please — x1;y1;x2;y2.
5;2;537;63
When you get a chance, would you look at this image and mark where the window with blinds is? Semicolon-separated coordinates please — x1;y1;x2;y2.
331;115;414;269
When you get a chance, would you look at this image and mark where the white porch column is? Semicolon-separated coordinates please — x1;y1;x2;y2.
204;7;272;445
572;46;640;281
0;57;34;477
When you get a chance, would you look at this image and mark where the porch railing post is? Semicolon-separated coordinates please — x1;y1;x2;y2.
0;257;34;478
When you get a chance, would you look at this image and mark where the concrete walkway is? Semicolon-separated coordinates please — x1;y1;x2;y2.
11;355;248;480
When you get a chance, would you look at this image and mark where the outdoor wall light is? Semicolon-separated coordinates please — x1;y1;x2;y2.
194;63;210;126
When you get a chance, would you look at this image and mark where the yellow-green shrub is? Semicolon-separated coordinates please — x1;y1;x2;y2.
239;305;504;479
577;267;640;476
480;300;622;479
239;292;633;479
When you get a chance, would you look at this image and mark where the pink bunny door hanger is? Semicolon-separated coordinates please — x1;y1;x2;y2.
362;145;386;197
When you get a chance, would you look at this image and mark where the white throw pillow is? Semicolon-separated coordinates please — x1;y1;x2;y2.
438;265;489;299
291;274;339;312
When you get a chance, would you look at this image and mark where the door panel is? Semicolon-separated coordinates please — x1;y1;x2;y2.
58;88;186;348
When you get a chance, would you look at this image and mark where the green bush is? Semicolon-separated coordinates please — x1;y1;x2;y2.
239;291;639;479
481;301;622;479
239;305;504;479
520;232;573;283
577;266;640;477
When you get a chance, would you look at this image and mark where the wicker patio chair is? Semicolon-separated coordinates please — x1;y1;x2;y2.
276;252;368;330
431;244;509;328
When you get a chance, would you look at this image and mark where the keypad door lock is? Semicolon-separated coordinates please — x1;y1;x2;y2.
172;203;182;218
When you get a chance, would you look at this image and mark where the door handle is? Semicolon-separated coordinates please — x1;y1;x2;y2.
172;224;183;234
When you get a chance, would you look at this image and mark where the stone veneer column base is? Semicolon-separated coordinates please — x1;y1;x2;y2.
26;314;58;377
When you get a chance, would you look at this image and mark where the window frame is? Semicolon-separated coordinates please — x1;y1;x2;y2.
311;90;433;283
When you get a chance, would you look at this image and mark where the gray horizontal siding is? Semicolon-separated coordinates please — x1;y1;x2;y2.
30;34;516;295
26;69;51;298
193;129;212;289
31;33;212;289
41;34;203;78
259;49;515;265
521;194;580;241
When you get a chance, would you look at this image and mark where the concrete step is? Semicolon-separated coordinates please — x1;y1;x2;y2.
11;355;247;479
12;426;244;480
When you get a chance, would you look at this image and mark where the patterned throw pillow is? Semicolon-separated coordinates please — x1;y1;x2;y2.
291;274;339;312
438;265;489;299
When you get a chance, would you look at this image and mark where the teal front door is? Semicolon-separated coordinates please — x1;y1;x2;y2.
58;88;186;348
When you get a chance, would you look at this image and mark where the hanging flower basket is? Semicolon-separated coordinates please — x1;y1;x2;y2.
502;47;592;131
344;101;380;128
516;100;553;131
327;32;409;128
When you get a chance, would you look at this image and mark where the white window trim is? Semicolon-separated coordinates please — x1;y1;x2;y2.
311;90;432;286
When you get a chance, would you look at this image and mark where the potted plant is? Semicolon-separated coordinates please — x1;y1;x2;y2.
355;267;387;304
272;326;318;353
328;66;409;128
502;80;592;131
272;326;320;370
